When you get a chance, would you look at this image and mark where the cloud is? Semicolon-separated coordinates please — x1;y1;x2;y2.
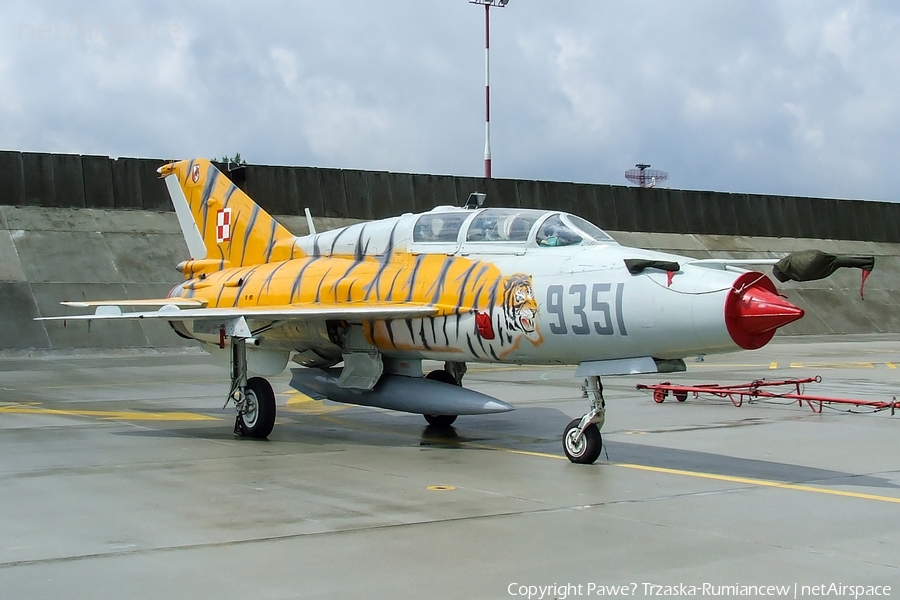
1;0;899;202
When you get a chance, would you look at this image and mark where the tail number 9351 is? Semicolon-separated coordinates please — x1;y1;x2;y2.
545;283;627;336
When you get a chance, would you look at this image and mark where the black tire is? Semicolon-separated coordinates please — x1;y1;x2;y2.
423;370;459;427
674;391;688;402
424;414;458;427
238;377;276;439
562;418;602;464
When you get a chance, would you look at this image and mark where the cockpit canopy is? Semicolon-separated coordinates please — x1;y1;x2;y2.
412;208;616;247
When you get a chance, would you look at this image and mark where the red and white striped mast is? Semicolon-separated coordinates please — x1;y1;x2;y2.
470;0;509;179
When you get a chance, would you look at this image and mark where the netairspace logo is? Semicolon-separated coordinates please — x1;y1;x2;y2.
506;582;892;598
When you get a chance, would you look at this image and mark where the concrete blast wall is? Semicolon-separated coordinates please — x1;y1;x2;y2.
1;150;898;242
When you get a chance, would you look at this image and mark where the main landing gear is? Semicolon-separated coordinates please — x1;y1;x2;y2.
422;361;466;427
563;375;605;464
228;337;276;438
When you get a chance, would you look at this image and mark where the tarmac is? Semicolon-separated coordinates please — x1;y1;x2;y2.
0;335;898;599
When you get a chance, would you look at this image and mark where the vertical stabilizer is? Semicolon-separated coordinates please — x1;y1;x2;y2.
158;159;296;267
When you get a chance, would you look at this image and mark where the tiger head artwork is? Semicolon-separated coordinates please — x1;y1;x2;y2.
500;273;541;345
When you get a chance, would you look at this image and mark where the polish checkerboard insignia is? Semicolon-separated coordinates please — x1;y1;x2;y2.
216;208;232;243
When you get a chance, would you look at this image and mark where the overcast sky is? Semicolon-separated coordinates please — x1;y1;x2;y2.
2;1;898;202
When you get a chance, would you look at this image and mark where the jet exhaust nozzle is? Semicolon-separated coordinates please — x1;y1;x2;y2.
725;272;804;350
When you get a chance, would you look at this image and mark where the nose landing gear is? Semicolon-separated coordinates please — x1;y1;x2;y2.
563;375;605;464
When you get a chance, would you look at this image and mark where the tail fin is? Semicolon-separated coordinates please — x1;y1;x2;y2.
158;158;296;268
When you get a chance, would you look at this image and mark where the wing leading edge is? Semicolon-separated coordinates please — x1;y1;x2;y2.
37;302;440;323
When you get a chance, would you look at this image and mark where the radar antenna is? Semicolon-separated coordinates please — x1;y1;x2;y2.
625;163;668;188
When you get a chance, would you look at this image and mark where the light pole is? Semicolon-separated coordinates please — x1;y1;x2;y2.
469;0;508;179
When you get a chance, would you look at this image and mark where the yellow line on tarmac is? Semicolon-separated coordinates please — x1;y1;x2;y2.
403;437;900;505
284;393;347;415
614;463;900;505
887;362;898;369
0;405;220;421
769;362;778;369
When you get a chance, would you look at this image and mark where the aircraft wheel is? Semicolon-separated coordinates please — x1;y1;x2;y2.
563;418;602;464
424;414;458;427
674;391;688;402
423;370;459;427
238;377;276;439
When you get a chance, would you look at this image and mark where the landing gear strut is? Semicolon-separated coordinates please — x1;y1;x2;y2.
228;337;276;438
563;376;605;464
422;361;466;427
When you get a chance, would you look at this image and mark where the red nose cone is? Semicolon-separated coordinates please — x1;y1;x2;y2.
725;272;804;350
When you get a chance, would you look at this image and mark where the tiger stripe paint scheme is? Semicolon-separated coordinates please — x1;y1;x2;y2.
161;158;543;362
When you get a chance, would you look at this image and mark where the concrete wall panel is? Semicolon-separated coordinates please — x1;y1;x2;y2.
835;199;862;241
51;154;86;209
873;201;898;242
242;166;276;214
0;151;25;206
0;282;51;350
735;195;763;237
138;159;170;211
663;189;690;234
860;202;887;242
0;230;26;282
594;187;613;225
13;230;119;284
761;196;785;239
484;177;519;210
769;196;796;238
104;232;187;283
277;167;307;215
388;173;415;215
1;205;100;233
511;180;536;209
81;155;115;209
549;181;577;214
647;189;676;232
342;169;373;220
410;174;436;212
792;289;876;334
319;169;348;218
612;186;639;231
22;153;56;207
90;208;179;235
815;198;841;240
432;175;459;207
366;171;393;219
791;196;819;239
573;184;601;226
712;192;740;235
111;158;143;209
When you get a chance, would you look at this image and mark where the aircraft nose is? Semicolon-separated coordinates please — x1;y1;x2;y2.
725;272;804;350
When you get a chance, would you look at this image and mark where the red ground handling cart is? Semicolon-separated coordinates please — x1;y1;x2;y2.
636;377;899;414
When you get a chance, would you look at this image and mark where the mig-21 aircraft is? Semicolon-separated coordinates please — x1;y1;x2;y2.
40;158;874;463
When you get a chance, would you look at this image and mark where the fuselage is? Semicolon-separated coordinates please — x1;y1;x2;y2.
169;206;794;368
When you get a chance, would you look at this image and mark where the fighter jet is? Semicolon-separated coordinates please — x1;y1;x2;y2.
39;159;873;464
